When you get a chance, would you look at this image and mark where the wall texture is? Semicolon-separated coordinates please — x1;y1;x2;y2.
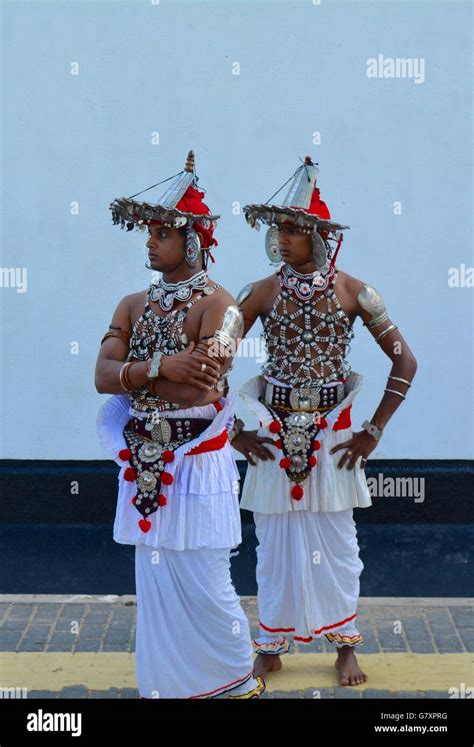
0;0;472;459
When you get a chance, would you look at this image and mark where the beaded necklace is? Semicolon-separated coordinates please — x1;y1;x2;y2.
149;270;209;312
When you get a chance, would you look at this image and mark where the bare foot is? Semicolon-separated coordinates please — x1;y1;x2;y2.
335;646;368;686
253;653;282;678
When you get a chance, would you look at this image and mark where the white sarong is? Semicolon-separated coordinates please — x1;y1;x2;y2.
252;509;364;652
135;543;258;698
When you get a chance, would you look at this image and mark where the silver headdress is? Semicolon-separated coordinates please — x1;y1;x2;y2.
243;156;350;269
109;150;220;268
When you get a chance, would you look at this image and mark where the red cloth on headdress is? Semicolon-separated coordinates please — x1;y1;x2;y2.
308;187;331;219
290;187;331;220
149;185;218;248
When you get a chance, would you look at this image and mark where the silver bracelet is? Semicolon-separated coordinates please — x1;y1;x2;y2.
385;388;406;400
228;418;245;443
388;375;411;387
361;419;383;442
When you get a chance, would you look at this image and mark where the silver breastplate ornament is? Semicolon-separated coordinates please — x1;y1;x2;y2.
262;263;355;387
127;283;221;413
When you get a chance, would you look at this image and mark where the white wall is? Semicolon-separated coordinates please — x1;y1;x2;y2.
1;0;472;459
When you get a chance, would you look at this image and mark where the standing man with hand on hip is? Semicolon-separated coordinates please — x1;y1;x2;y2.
230;156;417;686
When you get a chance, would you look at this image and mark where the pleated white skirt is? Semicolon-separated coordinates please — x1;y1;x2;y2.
239;373;372;513
96;393;242;549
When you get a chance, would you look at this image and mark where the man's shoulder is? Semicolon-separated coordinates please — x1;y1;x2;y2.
242;271;279;295
233;273;279;311
205;282;236;306
336;269;366;296
110;289;147;316
120;289;147;305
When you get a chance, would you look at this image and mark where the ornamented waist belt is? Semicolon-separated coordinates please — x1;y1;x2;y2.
127;415;213;444
264;380;346;411
120;415;215;534
258;397;352;503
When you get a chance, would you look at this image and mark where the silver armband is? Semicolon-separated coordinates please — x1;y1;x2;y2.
236;283;254;306
213;305;244;355
375;324;398;343
358;285;389;328
388;375;412;388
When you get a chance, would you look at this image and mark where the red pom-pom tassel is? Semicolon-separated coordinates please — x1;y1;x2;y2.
313;439;321;451
279;457;292;469
318;417;328;429
162;450;175;464
138;518;152;533
291;484;304;501
214;401;223;412
131;496;137;505
158;494;167;507
269;420;282;433
124;467;137;482
274;439;283;449
161;472;174;486
118;448;132;461
309;455;317;468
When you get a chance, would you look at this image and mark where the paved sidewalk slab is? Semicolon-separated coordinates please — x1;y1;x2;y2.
0;596;472;699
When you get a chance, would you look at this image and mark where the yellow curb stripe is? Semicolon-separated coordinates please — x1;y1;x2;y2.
263;653;473;692
1;652;472;693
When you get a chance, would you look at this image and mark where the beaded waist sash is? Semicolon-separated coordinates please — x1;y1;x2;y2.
258;396;352;501
121;415;213;533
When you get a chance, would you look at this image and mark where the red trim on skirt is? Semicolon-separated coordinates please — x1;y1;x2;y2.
139;669;254;699
259;611;358;641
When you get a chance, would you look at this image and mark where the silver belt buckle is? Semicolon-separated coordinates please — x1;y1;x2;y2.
289;387;320;410
144;411;172;444
264;382;274;406
151;418;172;444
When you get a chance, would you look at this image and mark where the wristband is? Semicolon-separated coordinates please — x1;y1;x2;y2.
147;351;163;380
361;420;383;442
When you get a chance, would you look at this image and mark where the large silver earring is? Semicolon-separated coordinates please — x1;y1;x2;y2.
184;228;201;267
311;231;330;274
265;226;282;265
